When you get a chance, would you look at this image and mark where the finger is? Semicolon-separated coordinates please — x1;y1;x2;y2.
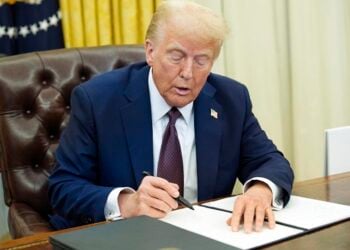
147;176;180;198
231;198;245;231
170;183;179;190
144;189;178;213
243;202;255;233
254;205;265;232
148;209;167;218
141;187;177;211
141;177;179;209
140;202;167;218
265;207;275;229
147;185;178;209
129;198;166;218
226;216;232;226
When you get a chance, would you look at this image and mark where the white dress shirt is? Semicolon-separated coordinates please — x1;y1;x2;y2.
104;68;283;220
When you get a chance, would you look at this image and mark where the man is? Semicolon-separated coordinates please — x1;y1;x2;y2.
49;1;293;233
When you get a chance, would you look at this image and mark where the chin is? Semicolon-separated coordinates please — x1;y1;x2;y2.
166;100;185;108
174;101;192;108
165;94;194;108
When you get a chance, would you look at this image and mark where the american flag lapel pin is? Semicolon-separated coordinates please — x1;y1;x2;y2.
210;108;218;119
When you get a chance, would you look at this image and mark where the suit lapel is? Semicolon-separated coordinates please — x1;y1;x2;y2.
120;65;153;187
194;83;223;201
120;67;223;197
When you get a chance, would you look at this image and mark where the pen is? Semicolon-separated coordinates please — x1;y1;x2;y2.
142;171;194;210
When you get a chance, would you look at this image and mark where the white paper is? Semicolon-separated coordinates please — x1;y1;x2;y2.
204;195;350;230
160;205;302;250
276;196;350;229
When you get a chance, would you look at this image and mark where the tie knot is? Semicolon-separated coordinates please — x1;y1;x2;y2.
168;107;181;125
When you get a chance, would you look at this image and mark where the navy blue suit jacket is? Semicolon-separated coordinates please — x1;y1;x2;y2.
48;62;293;229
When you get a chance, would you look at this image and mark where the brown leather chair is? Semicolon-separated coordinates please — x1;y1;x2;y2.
0;45;145;239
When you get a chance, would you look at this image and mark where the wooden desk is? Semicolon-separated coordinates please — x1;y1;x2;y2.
1;172;350;250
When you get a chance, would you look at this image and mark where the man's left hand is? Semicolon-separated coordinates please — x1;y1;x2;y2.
226;181;275;233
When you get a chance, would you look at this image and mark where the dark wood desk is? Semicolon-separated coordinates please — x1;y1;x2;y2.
1;172;350;250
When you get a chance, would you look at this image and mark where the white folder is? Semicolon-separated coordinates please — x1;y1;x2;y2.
325;126;350;175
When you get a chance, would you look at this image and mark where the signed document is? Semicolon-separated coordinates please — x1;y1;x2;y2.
161;205;302;250
204;195;350;230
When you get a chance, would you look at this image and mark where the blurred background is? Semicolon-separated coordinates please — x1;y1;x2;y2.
0;0;349;241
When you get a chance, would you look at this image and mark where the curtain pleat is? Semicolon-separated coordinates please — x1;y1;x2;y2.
68;0;84;47
139;0;156;42
59;0;161;47
111;0;122;44
97;0;113;45
82;0;97;46
121;0;138;44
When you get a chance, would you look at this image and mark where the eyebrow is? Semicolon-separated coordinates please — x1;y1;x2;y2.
167;48;186;55
167;48;212;59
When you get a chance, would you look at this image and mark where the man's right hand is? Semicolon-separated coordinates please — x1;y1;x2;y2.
118;176;179;218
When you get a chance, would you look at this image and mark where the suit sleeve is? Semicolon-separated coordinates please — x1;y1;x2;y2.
237;86;294;205
48;85;114;225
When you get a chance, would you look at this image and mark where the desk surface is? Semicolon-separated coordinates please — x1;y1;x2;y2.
1;172;350;250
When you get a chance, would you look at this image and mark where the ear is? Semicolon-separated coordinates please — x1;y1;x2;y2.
145;39;155;66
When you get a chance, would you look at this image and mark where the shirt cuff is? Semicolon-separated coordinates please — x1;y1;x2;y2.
104;187;135;221
243;177;284;210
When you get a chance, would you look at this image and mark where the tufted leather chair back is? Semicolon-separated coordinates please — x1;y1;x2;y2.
0;45;145;238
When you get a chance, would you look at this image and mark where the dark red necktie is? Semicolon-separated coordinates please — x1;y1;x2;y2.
157;107;184;195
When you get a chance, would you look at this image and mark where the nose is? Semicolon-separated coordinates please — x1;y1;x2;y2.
180;59;193;80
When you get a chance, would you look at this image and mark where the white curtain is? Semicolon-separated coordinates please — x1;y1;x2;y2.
193;0;350;181
0;177;9;241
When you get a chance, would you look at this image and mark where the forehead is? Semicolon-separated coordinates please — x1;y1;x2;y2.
159;28;218;58
165;40;216;58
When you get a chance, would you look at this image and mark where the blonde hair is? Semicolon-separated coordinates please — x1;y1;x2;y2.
145;0;229;57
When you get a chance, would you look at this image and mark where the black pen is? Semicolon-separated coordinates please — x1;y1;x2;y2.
142;171;194;210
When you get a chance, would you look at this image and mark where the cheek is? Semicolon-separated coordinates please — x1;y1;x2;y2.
157;65;178;82
160;66;181;84
155;58;177;76
153;68;178;95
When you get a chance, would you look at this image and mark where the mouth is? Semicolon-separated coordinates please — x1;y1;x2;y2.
175;87;191;96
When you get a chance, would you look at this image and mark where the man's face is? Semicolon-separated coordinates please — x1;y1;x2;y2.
145;29;218;107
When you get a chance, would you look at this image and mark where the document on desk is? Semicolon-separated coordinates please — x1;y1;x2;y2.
203;195;350;230
50;196;350;250
160;205;303;250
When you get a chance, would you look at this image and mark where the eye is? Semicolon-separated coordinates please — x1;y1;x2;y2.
171;55;182;61
169;51;184;63
195;56;210;67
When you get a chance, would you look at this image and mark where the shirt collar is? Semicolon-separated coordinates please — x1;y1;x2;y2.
148;68;193;125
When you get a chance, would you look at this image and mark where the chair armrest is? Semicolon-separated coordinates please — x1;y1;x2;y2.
8;202;53;239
